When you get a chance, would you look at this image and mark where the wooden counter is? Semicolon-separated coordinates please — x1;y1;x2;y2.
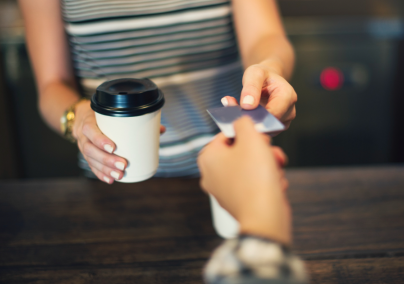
0;166;403;283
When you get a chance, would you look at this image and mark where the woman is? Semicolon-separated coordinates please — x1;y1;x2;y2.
19;0;296;182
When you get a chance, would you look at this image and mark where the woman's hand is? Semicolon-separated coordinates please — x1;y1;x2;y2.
72;99;165;184
197;116;291;245
222;63;297;130
231;0;296;130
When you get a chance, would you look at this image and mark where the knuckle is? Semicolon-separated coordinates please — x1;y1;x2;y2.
283;121;292;130
291;106;297;118
101;165;111;176
81;122;92;136
289;108;296;120
96;135;109;148
291;91;298;104
244;65;265;80
253;65;266;77
82;142;92;156
87;158;95;168
101;154;112;166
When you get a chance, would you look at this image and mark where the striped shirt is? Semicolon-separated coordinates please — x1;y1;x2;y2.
62;0;243;177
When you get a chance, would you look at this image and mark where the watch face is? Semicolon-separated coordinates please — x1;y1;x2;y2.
60;103;80;143
60;116;67;133
67;112;75;121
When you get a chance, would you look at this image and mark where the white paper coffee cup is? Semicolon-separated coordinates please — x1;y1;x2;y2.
94;111;161;182
209;194;239;238
91;78;165;183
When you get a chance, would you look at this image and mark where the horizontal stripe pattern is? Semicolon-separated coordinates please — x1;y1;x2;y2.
63;0;229;23
62;0;243;177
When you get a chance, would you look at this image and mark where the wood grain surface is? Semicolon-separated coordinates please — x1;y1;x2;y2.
307;257;404;284
0;166;403;283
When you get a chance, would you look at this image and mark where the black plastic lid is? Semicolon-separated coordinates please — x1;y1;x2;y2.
91;78;165;117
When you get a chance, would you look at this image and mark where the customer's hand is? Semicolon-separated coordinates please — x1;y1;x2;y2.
222;65;297;130
72;100;165;184
197;116;291;245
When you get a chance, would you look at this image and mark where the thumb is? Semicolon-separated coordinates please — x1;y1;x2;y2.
233;116;261;145
240;65;267;110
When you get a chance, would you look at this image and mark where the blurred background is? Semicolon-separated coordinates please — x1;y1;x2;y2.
0;0;403;179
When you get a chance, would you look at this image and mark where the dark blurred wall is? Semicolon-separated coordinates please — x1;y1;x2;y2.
271;0;404;166
0;0;24;179
0;0;403;179
0;47;20;179
278;0;404;18
0;43;81;179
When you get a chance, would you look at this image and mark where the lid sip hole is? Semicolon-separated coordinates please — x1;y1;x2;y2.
118;91;128;94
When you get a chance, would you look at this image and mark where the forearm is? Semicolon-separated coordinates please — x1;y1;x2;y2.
232;0;295;80
38;81;81;134
19;0;80;134
239;209;292;246
242;35;295;80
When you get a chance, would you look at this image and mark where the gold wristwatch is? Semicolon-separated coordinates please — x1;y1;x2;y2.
60;98;88;143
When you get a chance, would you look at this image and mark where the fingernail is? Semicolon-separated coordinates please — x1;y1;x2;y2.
115;161;125;171
103;176;111;183
221;97;229;107
104;144;113;153
242;95;254;106
111;171;120;180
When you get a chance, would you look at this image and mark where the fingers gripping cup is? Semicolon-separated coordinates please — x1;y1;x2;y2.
91;78;165;183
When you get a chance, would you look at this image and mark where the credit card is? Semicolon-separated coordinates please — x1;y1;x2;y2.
207;105;285;138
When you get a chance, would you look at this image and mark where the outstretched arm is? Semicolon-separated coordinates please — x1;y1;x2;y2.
230;0;297;129
198;117;308;284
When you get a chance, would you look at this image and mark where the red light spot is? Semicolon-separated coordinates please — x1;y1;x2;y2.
320;67;344;90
